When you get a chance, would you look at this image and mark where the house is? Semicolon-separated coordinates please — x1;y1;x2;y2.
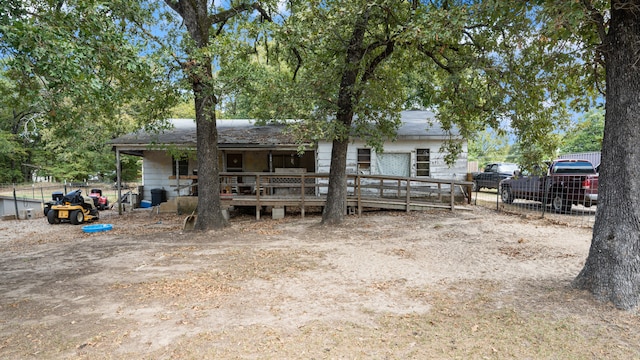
110;110;468;203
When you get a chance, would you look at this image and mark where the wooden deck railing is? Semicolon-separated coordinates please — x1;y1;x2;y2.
178;172;473;219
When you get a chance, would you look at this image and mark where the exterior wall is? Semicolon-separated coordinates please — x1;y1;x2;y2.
140;150;195;201
316;140;468;178
141;149;317;201
316;139;468;195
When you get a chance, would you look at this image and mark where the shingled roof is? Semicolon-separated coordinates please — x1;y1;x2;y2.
110;119;298;148
110;110;459;154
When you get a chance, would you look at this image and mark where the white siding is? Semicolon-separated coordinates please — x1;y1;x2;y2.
317;140;467;179
315;139;468;194
316;142;333;173
141;150;197;201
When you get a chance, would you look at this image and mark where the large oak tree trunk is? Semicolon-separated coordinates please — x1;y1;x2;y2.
573;1;640;309
193;67;227;230
322;138;349;225
320;11;369;225
166;0;227;231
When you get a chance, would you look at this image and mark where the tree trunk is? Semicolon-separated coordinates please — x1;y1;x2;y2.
166;0;227;231
322;138;349;225
573;1;640;309
193;66;227;230
320;11;369;225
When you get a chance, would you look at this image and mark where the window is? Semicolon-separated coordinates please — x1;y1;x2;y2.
272;153;300;169
172;156;189;176
416;148;430;176
226;153;243;172
376;153;411;177
357;148;371;174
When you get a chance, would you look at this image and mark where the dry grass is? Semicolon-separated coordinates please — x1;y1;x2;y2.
2;208;640;359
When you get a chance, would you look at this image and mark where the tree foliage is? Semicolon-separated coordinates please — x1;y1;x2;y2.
0;0;179;182
560;108;604;154
468;130;511;166
0;70;41;183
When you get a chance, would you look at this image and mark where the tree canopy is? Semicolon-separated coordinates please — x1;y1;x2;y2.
560;108;604;154
0;0;179;182
468;130;511;166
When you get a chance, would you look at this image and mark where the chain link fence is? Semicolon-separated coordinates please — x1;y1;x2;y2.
470;189;596;228
0;182;140;219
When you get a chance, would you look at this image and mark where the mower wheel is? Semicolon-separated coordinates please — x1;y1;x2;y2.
70;210;84;225
47;210;60;224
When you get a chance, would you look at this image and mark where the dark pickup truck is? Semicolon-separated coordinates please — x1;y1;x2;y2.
499;159;599;213
472;163;519;191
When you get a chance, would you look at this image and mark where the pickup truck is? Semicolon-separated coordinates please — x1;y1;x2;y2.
472;163;519;191
499;159;599;213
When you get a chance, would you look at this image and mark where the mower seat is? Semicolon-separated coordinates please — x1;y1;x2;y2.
82;196;96;211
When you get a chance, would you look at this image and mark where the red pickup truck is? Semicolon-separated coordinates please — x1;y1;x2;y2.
499;159;599;213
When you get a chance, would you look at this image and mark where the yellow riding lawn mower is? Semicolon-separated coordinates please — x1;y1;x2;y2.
45;189;99;225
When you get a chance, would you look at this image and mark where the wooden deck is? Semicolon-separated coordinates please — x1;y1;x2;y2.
172;172;473;220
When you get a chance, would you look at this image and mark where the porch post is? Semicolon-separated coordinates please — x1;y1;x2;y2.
116;149;122;215
256;174;261;220
300;174;305;218
175;159;180;197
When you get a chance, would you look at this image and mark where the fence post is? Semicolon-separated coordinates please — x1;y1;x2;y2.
406;178;411;212
256;174;261;220
301;174;305;219
357;175;362;215
450;181;455;211
13;187;19;220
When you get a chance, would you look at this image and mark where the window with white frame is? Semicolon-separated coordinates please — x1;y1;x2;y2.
416;148;430;176
376;153;411;177
357;148;371;174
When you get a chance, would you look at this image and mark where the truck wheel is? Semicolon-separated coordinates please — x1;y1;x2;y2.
501;186;514;204
472;181;479;192
47;210;60;224
551;193;572;213
70;210;84;225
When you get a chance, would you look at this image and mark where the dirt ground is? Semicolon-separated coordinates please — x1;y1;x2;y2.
1;206;639;359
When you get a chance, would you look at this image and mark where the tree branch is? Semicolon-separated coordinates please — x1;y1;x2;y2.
209;3;253;25
360;41;395;84
252;3;273;22
418;44;454;74
581;0;607;44
164;0;180;14
292;47;302;81
131;18;185;69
